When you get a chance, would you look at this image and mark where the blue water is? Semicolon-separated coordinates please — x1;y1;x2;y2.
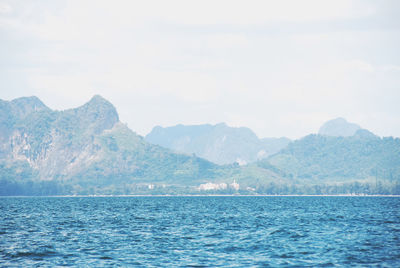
0;196;399;267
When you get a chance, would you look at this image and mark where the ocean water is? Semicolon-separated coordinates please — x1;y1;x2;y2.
0;196;399;267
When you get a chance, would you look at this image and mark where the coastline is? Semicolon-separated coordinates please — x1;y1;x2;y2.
2;194;400;198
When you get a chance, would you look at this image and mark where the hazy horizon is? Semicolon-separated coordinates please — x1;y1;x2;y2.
1;94;382;140
1;0;399;139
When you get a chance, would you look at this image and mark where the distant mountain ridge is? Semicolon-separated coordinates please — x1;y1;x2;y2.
1;95;399;195
318;117;361;137
145;123;291;165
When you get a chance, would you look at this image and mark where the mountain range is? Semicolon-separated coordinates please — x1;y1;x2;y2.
0;96;227;195
1;95;399;195
146;123;291;165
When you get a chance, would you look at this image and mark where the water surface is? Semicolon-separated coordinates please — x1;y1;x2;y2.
1;196;399;266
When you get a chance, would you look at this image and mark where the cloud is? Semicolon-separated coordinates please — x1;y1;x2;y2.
343;60;375;73
0;2;12;14
1;0;376;38
382;64;400;73
134;0;373;25
1;0;400;138
100;68;222;103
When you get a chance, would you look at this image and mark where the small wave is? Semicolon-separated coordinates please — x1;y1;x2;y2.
279;253;294;259
222;246;241;253
99;256;113;260
9;250;58;259
269;228;290;236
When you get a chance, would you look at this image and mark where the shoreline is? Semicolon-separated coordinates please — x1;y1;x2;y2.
1;194;400;198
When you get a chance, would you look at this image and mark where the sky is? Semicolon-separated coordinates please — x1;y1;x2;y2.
1;0;399;139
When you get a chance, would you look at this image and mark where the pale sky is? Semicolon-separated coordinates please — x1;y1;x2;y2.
1;0;399;139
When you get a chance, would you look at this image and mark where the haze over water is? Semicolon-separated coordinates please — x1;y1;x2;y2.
1;196;399;266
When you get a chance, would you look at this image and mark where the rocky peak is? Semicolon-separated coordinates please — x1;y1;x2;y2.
70;95;119;133
87;94;111;105
83;95;118;113
9;96;50;119
0;96;51;141
318;117;361;137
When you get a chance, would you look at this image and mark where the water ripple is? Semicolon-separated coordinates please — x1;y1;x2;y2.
0;196;399;266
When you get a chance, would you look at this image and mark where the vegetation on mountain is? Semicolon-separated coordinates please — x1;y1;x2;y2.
264;132;400;194
1;96;399;195
0;96;234;195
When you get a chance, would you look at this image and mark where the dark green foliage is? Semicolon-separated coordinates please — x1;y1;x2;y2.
267;134;400;182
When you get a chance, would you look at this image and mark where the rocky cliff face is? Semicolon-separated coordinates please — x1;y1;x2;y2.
0;97;49;145
1;95;119;179
0;95;223;194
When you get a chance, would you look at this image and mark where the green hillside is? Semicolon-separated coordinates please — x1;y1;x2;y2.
265;131;400;194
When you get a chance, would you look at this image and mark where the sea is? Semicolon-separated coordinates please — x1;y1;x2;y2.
0;196;399;267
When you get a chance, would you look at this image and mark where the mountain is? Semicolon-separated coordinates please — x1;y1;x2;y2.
1;96;399;195
145;123;291;165
260;137;292;157
1;96;246;195
264;132;400;194
318;117;361;137
0;96;50;143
